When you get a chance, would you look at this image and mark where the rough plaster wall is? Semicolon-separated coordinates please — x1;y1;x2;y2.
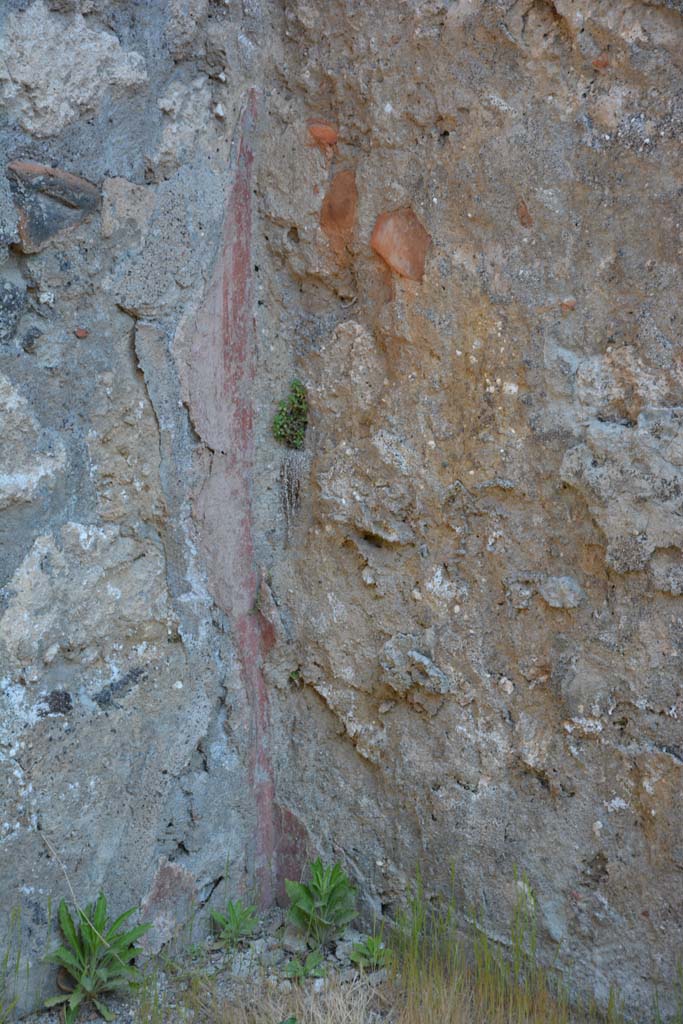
259;0;683;1018
1;0;682;1018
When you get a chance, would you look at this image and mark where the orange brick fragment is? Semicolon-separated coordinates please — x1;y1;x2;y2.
74;327;89;338
517;198;533;228
320;170;357;255
370;207;431;281
307;119;338;150
592;51;609;71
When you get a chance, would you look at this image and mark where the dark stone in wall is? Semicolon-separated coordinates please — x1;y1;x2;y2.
6;160;101;254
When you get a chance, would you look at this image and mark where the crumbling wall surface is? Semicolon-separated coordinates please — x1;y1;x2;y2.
259;0;683;1016
0;0;283;1011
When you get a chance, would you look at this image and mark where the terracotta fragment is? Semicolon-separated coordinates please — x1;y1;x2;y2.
307;118;338;150
320;169;357;255
370;207;431;281
592;51;610;71
7;161;100;205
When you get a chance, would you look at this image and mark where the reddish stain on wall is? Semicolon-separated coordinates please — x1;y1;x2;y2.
188;92;276;905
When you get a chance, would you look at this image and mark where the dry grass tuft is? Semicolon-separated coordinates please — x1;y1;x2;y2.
167;973;386;1024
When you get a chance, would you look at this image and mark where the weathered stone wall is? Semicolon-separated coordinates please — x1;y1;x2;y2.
1;0;682;1017
0;0;282;1011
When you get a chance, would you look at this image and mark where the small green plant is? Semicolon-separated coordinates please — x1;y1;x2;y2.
283;950;326;982
285;858;356;947
44;894;150;1023
186;940;207;960
210;898;258;949
349;933;388;971
272;380;308;450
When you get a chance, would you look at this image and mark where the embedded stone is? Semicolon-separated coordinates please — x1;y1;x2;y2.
0;176;18;253
507;582;534;609
0;373;66;510
650;550;683;596
0;1;147;137
0;522;168;671
370;207;431;281
320;169;357;255
282;924;308;954
6;160;101;254
0;279;26;343
539;575;585;609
